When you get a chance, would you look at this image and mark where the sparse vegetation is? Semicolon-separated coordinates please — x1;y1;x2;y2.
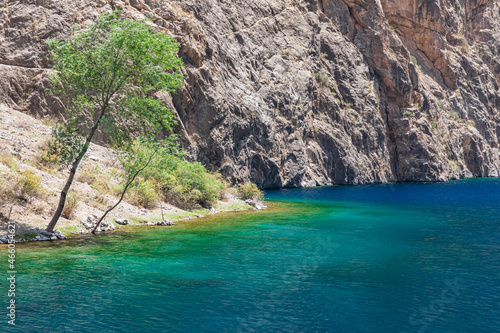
77;165;122;197
410;55;423;72
0;174;16;202
450;110;461;120
402;110;414;118
16;170;44;200
62;191;79;219
313;71;329;86
59;226;79;234
0;151;18;171
430;120;437;130
448;159;460;172
15;229;38;241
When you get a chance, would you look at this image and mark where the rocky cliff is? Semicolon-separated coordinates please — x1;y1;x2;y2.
1;0;499;188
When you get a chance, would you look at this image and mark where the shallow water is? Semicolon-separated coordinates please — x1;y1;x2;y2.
2;179;500;332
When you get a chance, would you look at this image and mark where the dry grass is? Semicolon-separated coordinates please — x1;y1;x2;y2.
85;192;109;210
32;199;49;215
77;165;122;197
0;174;16;202
0;150;19;171
62;191;79;220
16;170;44;200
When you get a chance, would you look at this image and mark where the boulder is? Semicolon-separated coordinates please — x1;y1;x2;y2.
80;215;115;232
115;218;129;225
254;202;267;210
40;230;53;237
53;230;67;240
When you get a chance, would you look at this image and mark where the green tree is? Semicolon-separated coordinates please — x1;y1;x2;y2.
44;12;184;232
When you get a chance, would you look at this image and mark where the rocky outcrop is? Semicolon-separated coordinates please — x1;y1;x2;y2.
1;0;499;188
80;215;115;232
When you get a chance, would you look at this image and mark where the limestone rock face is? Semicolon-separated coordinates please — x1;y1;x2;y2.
1;0;499;188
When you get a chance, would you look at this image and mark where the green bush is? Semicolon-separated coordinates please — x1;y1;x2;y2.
238;183;263;201
143;157;226;210
126;179;159;209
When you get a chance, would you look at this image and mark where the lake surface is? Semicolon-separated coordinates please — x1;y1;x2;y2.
3;179;500;332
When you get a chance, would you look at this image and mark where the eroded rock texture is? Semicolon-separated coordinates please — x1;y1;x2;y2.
1;0;499;188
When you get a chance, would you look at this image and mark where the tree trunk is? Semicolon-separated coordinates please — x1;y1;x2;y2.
45;161;80;232
91;189;127;234
46;106;107;232
92;149;157;233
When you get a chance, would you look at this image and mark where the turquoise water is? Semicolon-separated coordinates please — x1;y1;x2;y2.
2;179;500;332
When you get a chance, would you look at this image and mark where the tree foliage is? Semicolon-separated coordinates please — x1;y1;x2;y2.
92;137;180;233
45;12;184;232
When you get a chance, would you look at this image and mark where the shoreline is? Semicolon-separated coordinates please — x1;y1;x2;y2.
0;198;267;244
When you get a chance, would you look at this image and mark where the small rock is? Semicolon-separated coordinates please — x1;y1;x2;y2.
54;230;67;240
50;235;58;240
115;218;129;225
146;222;155;226
129;0;142;9
88;155;99;161
245;199;256;206
255;202;267;210
157;220;175;226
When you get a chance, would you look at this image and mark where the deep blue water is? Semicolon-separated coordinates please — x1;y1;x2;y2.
2;179;500;332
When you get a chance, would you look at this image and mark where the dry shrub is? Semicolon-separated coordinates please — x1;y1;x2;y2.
0;150;18;171
16;170;44;200
62;191;79;219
